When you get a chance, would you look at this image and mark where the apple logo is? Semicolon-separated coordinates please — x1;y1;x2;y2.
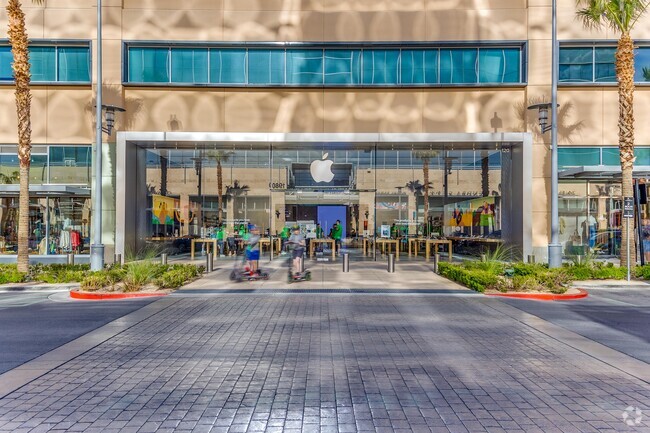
310;153;335;183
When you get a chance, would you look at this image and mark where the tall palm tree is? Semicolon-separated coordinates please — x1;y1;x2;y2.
7;0;42;272
207;150;234;224
576;0;650;265
413;150;438;233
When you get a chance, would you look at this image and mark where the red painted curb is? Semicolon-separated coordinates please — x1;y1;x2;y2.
485;288;588;301
70;290;168;300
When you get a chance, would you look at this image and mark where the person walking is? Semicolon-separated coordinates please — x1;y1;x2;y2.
332;220;343;256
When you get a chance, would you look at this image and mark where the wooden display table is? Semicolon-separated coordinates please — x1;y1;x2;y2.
309;238;336;259
446;236;503;244
408;237;427;256
424;239;453;262
190;238;218;260
362;238;374;256
376;238;399;259
259;237;282;254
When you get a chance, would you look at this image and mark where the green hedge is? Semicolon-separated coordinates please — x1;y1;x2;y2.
30;264;90;284
80;263;203;292
0;264;26;284
438;262;498;293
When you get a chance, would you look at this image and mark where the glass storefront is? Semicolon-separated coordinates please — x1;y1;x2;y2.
140;141;512;259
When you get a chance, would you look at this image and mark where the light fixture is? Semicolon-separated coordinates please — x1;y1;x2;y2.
527;102;559;134
96;104;126;136
275;210;280;219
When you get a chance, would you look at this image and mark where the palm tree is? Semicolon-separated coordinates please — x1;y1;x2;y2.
643;66;650;81
6;0;43;272
225;180;250;201
413;150;438;232
576;0;650;265
405;180;423;196
0;171;20;185
207;150;234;224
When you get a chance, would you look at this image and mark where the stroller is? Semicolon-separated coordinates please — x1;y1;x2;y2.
229;252;269;282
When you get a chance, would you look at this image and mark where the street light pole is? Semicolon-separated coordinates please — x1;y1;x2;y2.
90;0;103;271
549;0;562;268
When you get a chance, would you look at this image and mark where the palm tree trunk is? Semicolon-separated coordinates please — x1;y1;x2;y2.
7;0;33;273
617;32;636;265
423;159;429;233
217;160;223;224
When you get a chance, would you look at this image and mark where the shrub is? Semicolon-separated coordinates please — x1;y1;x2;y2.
29;264;90;283
438;262;498;293
80;268;127;291
591;265;627;280
123;261;168;292
154;264;203;289
511;263;548;277
0;264;26;284
563;265;593;281
462;260;505;275
511;275;540;292
635;265;650;280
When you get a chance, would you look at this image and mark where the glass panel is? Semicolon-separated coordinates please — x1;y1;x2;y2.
49;146;92;184
361;49;400;85
57;46;90;82
29;154;48;184
401;49;438;84
558;147;600;168
286;49;323;85
128;47;170;83
440;49;478;84
602;148;619;165
30;47;56;82
209;49;247;84
248;49;285;84
171;48;208;83
479;48;520;83
635;47;650;82
0;46;13;81
559;47;593;82
594;47;616;82
324;49;361;85
635;147;650;166
0;154;19;184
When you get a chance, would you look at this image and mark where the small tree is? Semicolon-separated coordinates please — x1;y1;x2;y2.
413;151;438;234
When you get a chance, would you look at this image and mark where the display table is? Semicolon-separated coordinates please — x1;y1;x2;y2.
190;238;218;260
446;236;503;244
425;239;453;261
259;237;282;254
309;238;336;259
362;237;374;256
376;238;399;259
408;237;426;256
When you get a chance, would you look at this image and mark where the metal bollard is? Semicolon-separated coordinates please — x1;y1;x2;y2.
270;236;274;261
527;254;536;264
433;252;439;274
67;253;74;265
387;253;395;273
161;253;168;265
480;253;487;263
114;253;122;266
342;253;350;272
205;253;213;273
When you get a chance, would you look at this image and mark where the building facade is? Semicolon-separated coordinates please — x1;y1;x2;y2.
1;1;649;262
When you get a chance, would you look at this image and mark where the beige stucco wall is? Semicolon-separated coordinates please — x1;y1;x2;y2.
2;0;650;257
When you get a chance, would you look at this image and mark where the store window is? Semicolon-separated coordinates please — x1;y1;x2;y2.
0;43;91;83
560;44;650;84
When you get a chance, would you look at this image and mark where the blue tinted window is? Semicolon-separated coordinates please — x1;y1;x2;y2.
248;49;285;84
30;47;56;82
558;147;600;168
635;47;650;82
57;47;90;82
324;49;361;85
0;46;14;80
559;47;593;82
440;49;477;84
210;49;246;84
594;47;615;82
287;49;323;85
171;48;208;83
128;47;170;83
362;50;399;85
401;49;438;84
479;48;520;83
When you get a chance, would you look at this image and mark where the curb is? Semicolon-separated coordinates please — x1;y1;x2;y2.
485;288;588;301
70;290;168;300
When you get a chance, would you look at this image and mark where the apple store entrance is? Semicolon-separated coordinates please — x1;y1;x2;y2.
117;133;532;263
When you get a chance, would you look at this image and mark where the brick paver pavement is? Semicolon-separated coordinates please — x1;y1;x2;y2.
0;295;649;432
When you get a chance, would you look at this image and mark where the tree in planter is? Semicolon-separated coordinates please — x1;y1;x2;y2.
6;0;43;272
576;0;650;265
206;151;234;224
413;151;439;235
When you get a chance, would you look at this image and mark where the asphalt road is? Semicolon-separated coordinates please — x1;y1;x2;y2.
0;291;155;374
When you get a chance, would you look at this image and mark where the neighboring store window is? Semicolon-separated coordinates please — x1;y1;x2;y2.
0;44;90;83
49;146;91;185
559;146;650;169
559;45;650;83
125;43;525;87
